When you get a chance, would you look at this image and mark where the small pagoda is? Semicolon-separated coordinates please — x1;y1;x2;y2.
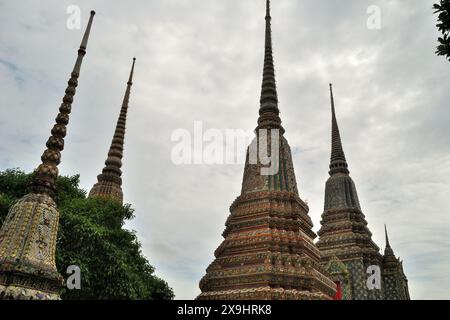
317;84;410;300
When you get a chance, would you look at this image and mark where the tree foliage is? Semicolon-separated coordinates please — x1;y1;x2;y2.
434;0;450;60
0;168;174;300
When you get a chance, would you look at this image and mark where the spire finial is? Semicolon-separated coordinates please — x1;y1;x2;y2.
80;11;95;49
383;224;396;262
260;0;277;112
329;83;335;116
73;10;95;74
88;58;136;204
257;0;283;131
385;224;391;248
28;10;95;197
328;83;349;175
128;57;136;85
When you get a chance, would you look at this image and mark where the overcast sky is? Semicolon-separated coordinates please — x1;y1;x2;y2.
1;0;449;300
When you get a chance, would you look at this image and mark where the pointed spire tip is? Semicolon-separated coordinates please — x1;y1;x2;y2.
127;57;136;85
89;55;134;204
258;0;279;117
385;224;391;247
328;82;349;175
78;9;95;51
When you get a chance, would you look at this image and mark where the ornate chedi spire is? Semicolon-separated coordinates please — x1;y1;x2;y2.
88;58;136;204
382;225;410;300
198;1;336;300
384;225;393;253
329;84;348;175
0;11;95;300
257;0;283;133
317;84;383;300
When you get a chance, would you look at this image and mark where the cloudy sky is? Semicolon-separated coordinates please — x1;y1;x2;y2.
1;0;449;300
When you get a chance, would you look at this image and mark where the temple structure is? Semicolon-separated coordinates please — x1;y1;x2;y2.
317;84;410;300
88;58;136;204
198;1;336;300
0;11;95;300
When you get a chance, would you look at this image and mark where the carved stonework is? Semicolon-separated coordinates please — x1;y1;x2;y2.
324;256;352;300
0;194;62;299
198;181;337;299
89;179;124;204
241;136;299;195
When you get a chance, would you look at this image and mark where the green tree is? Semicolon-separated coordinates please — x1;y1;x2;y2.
0;168;174;300
434;0;450;60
